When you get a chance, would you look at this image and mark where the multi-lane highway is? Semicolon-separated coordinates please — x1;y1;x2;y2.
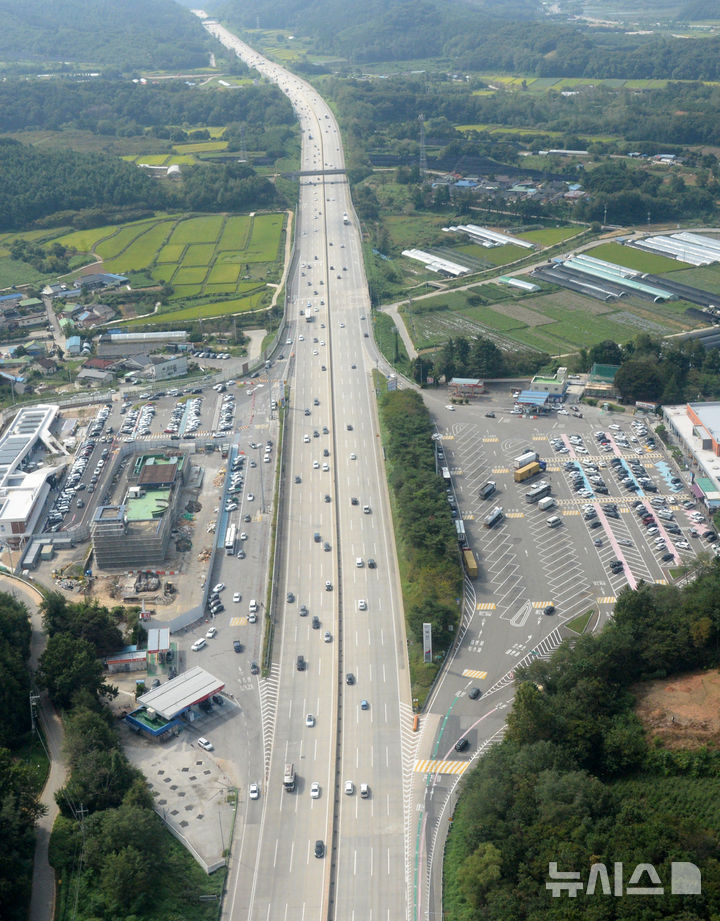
203;20;411;921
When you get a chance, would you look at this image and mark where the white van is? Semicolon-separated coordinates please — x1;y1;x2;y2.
547;516;562;528
538;496;555;511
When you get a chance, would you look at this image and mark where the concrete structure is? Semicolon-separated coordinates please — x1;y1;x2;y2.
96;329;188;358
529;366;568;402
91;453;189;569
126;353;188;381
663;402;720;509
0;404;65;546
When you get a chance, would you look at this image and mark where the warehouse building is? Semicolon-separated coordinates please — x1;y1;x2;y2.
663;402;720;509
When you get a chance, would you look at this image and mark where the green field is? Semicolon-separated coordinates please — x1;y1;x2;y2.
101;221;175;273
218;215;251;251
173;140;228;154
169;215;224;245
130;291;266;324
183;243;216;266
157;243;185;263
587;242;682;275
207;263;240;284
173;266;208;285
245;213;284;262
401;282;703;355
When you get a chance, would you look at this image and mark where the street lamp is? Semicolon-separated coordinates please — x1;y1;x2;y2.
255;445;266;513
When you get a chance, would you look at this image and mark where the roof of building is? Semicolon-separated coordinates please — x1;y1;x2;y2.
589;363;621;382
126;488;171;521
689;402;720;442
449;377;483;386
138;458;179;486
136;665;224;719
102;329;187;342
147;628;170;653
517;390;550;405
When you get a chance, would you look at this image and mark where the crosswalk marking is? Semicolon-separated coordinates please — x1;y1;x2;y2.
563;509;580;515
655;578;668;585
596;596;616;604
492;467;511;474
482;437;500;443
476;602;496;611
461;513;475;520
229;616;248;626
532;601;554;608
506;511;525;518
461;668;488;679
414;759;469;775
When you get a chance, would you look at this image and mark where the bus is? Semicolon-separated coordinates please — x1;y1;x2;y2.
224;523;236;555
526;481;551;504
283;762;296;791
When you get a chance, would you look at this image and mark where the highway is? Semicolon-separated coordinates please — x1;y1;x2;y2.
202;20;411;921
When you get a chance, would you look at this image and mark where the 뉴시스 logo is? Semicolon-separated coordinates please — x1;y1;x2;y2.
547;861;701;898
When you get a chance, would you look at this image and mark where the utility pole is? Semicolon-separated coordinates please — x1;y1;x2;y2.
29;690;40;734
418;114;427;178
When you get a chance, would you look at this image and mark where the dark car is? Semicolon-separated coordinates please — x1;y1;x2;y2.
295;475;301;484
351;497;359;505
314;532;321;542
299;604;308;617
287;592;295;603
250;661;259;675
233;640;243;653
314;840;325;858
212;694;224;706
705;531;717;542
468;687;481;699
346;673;355;685
455;737;469;752
324;494;331;503
589;520;602;529
485;412;495;418
312;615;320;629
297;655;306;671
367;558;376;569
661;552;674;562
544;605;556;616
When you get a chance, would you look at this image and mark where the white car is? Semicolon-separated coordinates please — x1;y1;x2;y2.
247;493;254;501
344;781;354;795
358;599;367;611
233;592;241;603
445;405;455;411
323;631;332;643
313;460;319;469
557;409;569;415
240;532;248;541
311;781;320;799
206;626;217;639
191;638;206;651
349;452;356;460
322;462;329;471
197;737;213;751
213;583;225;593
249;782;260;800
304;434;310;443
306;713;315;727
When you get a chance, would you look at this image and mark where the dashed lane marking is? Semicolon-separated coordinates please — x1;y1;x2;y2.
461;668;488;679
414;759;469;775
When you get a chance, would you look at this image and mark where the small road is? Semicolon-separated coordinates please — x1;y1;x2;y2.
0;575;68;921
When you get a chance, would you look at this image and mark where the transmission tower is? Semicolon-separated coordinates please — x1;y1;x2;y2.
418;114;427;177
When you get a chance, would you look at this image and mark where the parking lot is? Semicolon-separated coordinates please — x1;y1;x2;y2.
436;395;708;628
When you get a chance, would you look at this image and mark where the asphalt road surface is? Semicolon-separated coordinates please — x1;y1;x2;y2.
203;20;411;921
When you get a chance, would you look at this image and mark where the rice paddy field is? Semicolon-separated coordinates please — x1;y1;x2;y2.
44;211;286;323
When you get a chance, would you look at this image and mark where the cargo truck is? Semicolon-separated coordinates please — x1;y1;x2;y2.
462;547;478;578
479;480;496;500
484;506;504;528
514;450;539;469
514;461;541;482
526;481;551;503
283;762;296;792
537;496;556;511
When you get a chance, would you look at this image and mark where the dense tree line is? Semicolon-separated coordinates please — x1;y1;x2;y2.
0;79;293;136
412;333;548;384
444;563;720;920
0;138;280;231
575;334;720;405
0;0;210;72
378;389;462;664
0;593;44;921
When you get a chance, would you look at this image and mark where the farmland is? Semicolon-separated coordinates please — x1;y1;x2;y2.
400;278;705;356
44;211;286;324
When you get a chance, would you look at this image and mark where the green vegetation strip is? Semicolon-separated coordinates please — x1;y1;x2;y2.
375;381;462;706
564;609;593;635
443;564;720;921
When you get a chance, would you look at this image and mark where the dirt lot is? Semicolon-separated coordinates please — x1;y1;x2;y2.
634;670;720;750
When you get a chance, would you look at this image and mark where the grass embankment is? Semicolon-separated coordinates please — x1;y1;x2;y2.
373;311;413;377
375;381;462;705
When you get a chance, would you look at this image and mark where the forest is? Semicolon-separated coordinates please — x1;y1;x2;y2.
444;562;720;921
0;138;280;232
0;0;209;72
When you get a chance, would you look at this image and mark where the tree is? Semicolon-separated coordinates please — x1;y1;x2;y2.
38;634;116;709
457;842;502;908
588;339;623;366
613;359;663;402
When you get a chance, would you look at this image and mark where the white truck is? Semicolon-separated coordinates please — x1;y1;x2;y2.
538;496;556;511
514;450;539;469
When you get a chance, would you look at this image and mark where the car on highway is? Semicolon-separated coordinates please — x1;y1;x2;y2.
314;840;324;858
287;592;295;603
305;713;315;727
346;673;354;685
249;783;260;800
360;699;369;710
323;631;332;643
311;782;320;799
297;655;306;670
358;599;367;611
344;781;354;795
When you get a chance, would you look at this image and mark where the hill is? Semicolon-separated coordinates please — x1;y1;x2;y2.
0;0;209;72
